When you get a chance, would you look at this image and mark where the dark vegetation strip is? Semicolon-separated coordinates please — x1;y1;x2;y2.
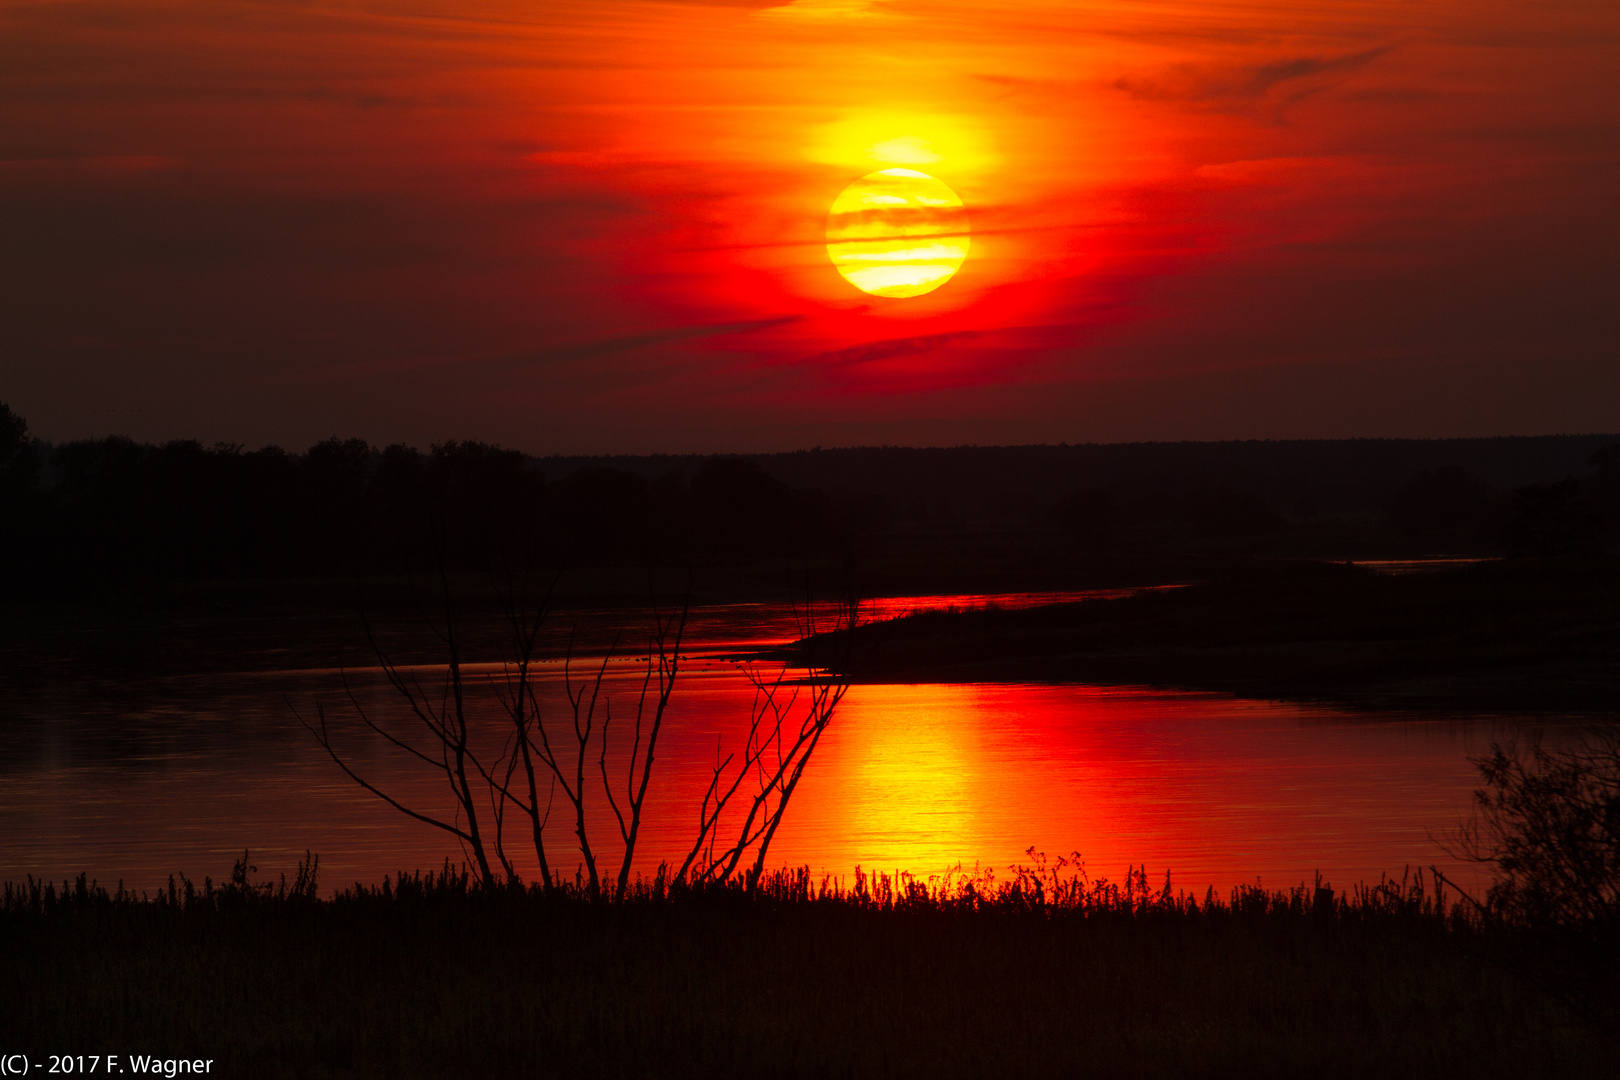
2;398;1617;607
2;857;1612;1079
797;558;1620;712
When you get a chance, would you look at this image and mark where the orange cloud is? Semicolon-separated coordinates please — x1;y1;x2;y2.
2;0;1616;450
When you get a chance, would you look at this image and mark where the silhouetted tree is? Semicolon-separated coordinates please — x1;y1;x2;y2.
372;443;429;570
1502;479;1604;558
1384;466;1498;539
820;491;892;574
303;570;858;899
1586;443;1620;551
0;403;41;592
546;466;650;564
1048;488;1119;550
485;594;689;900
303;436;372;574
674;587;860;894
689;457;791;562
427;440;545;570
1185;488;1286;538
302;586;503;890
0;403;29;473
1442;734;1620;1032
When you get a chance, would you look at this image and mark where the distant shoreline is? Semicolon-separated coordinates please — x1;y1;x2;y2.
785;558;1620;716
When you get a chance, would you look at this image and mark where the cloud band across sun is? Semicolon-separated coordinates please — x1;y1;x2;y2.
825;169;971;298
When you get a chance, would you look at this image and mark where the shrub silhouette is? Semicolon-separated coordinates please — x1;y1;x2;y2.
1502;479;1604;558
1445;733;1620;1033
1384;466;1497;539
1048;487;1119;549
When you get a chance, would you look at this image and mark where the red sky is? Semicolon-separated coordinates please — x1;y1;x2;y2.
2;0;1617;453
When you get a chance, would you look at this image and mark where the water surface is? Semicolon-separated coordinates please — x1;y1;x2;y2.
0;591;1581;896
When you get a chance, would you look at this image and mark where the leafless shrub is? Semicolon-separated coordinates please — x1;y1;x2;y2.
301;570;855;901
1439;730;1620;1034
299;570;504;889
674;591;858;893
1444;732;1620;929
484;588;688;900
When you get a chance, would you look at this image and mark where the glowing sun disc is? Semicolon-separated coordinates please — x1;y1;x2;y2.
826;168;970;298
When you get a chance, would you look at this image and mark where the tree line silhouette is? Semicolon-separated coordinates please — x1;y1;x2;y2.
549;434;1620;525
1043;450;1620;557
3;399;1615;601
0;404;887;600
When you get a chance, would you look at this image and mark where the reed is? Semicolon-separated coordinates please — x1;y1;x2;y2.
1;854;1608;1079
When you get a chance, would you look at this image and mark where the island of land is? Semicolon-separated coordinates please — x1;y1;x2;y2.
789;557;1620;715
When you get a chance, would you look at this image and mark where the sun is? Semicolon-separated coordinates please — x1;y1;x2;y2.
825;168;970;298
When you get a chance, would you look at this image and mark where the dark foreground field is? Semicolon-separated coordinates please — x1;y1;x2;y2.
3;863;1612;1080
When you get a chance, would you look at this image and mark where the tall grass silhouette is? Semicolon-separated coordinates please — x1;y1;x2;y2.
3;851;1609;1079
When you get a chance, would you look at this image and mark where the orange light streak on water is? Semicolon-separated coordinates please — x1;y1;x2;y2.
0;595;1591;897
763;682;1572;896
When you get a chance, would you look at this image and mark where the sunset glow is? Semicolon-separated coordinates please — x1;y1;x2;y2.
6;2;1616;1064
1;0;1617;448
825;168;970;298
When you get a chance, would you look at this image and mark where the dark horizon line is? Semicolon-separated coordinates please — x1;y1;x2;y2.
537;431;1620;463
21;429;1620;463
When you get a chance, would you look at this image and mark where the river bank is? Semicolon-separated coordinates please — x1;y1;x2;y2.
795;558;1620;714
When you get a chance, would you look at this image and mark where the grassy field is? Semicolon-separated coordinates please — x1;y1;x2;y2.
3;859;1612;1079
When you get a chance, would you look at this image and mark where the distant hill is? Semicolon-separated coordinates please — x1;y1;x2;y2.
538;435;1620;525
6;424;1616;601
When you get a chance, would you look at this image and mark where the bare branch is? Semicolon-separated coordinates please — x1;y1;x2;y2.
295;700;477;845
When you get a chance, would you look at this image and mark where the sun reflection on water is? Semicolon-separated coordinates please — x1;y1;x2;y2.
0;596;1583;896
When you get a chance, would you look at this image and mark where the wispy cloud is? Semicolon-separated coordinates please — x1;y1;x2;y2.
499;317;803;369
803;329;986;369
1116;46;1393;106
3;0;1615;451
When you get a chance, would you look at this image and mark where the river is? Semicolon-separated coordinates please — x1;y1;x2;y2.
0;590;1586;896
